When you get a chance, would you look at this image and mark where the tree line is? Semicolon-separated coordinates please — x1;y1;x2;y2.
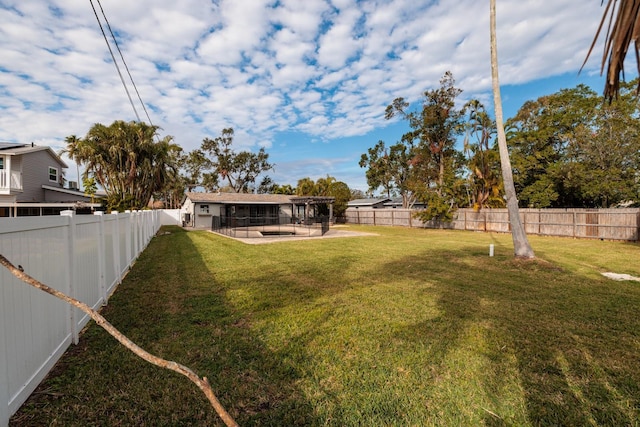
63;124;358;217
63;76;640;217
359;73;640;222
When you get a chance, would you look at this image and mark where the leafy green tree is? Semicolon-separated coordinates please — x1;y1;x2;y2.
507;85;598;207
181;149;211;191
359;140;396;198
350;189;367;200
198;128;273;193
152;145;187;209
567;82;640;207
359;140;416;208
64;120;180;211
256;176;274;194
82;176;97;205
295;176;351;218
329;180;351;219
384;71;467;220
254;176;294;194
296;177;317;196
506;81;640;208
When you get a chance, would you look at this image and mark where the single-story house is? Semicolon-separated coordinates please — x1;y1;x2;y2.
348;197;426;210
347;198;392;209
181;192;335;229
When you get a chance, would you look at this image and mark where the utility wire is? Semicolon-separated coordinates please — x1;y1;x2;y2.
89;0;141;122
95;0;156;130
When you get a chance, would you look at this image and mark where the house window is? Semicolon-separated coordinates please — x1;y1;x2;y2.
0;157;4;170
200;204;209;214
48;166;58;182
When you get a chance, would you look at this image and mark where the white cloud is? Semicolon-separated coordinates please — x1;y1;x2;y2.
0;0;608;188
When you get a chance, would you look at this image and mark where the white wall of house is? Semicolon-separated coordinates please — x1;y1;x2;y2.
192;202;219;229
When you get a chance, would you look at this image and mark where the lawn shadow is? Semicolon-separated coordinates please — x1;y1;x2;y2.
10;226;319;426
376;246;640;425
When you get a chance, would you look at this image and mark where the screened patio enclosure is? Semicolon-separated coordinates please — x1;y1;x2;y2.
212;196;335;238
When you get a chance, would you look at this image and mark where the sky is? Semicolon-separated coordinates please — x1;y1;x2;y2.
0;0;613;193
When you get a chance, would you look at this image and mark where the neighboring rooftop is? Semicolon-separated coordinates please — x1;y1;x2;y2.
0;142;27;151
0;142;67;167
347;198;391;207
185;192;295;204
184;192;335;205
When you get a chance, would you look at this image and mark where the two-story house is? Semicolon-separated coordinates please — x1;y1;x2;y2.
0;142;100;217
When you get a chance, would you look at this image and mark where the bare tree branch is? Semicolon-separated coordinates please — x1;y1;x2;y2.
0;254;238;427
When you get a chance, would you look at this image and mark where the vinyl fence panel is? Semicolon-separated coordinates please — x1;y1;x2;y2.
0;217;72;422
0;210;161;426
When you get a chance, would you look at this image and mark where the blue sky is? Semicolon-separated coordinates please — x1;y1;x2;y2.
0;0;611;192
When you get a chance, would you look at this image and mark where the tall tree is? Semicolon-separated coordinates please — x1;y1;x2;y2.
490;0;535;258
182;149;211;192
384;71;467;220
328;180;352;219
359;140;416;208
296;177;317;196
507;81;640;208
64;120;180;211
463;100;504;210
565;81;640;207
198;128;273;193
507;85;599;208
295;176;351;218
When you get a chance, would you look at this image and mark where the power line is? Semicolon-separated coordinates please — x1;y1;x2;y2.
95;0;156;130
88;0;141;122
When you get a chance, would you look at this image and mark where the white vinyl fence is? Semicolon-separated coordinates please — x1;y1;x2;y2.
0;210;161;426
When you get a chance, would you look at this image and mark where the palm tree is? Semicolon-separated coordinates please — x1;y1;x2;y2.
583;1;640;100
296;177;317;196
463;100;504;210
61;135;83;191
490;0;535;258
65;120;180;211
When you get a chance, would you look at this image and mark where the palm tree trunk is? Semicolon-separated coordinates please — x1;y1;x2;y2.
490;0;535;258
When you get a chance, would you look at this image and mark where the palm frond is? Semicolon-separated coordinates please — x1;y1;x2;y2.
582;0;640;101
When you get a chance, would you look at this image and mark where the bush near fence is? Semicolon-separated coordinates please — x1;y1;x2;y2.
0;210;162;426
345;207;640;241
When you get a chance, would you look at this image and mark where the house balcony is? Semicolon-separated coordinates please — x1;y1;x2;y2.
0;169;23;194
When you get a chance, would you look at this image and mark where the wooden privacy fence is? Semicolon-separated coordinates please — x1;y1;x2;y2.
0;210;161;426
345;207;640;241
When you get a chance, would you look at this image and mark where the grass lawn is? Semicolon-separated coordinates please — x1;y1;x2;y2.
10;225;640;426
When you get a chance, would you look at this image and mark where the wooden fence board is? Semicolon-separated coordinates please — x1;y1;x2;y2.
345;207;640;241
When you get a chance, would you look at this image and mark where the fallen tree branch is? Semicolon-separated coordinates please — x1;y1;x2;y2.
0;254;238;427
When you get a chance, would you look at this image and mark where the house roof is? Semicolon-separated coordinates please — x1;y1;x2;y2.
42;184;98;199
0;142;27;151
348;198;392;207
290;196;335;204
185;192;295;205
0;143;67;167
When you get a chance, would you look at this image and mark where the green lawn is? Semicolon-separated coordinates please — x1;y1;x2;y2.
11;225;640;426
